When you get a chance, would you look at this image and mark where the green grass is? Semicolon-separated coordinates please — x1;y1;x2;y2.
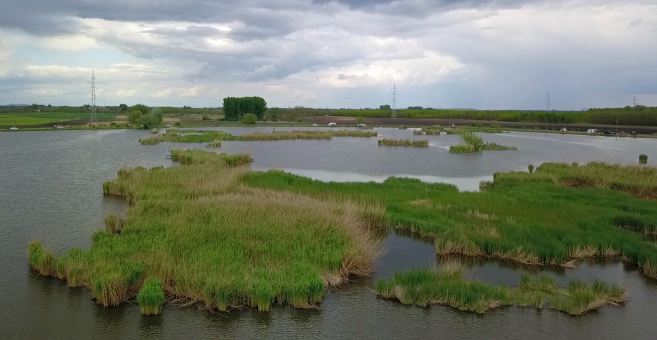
493;162;657;199
375;267;626;315
137;279;166;315
32;150;382;312
242;166;657;279
449;131;517;153
378;139;429;147
0;112;120;126
139;130;378;145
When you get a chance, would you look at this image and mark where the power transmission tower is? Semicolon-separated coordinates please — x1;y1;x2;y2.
90;71;97;123
390;83;398;118
633;94;636;106
545;91;551;132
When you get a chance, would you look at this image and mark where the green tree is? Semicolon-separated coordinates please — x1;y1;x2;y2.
222;97;267;121
241;113;258;125
150;107;163;122
138;114;159;129
128;110;144;125
131;104;149;115
119;104;128;111
379;104;391;110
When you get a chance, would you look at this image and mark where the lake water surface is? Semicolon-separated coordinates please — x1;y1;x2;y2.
1;128;657;339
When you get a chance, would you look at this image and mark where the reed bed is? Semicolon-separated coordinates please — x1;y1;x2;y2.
375;268;626;315
449;131;516;153
139;130;377;144
30;150;382;314
378;139;429;147
493;162;657;200
243;167;657;279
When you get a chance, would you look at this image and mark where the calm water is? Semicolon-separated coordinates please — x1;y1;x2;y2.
1;128;657;339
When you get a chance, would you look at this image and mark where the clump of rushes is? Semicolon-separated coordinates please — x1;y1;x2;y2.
378;139;429;147
104;214;120;234
640;154;648;164
139;130;378;145
413;130;424;135
150;128;158;134
206;140;222;148
137;279;166;315
421;126;443;135
28;241;56;276
32;150;382;313
399;126;407;130
449;131;516;153
375;268;626;315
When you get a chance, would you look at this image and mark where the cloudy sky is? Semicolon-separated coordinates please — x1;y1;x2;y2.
0;0;656;110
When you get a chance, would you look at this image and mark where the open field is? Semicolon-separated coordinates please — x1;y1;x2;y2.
376;267;626;315
0;112;120;126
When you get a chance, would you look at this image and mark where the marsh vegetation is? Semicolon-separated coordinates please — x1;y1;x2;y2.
378;139;429;147
376;267;626;315
139;129;377;145
449;131;517;153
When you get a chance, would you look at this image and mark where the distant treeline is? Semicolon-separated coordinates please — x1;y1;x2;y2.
327;105;657;126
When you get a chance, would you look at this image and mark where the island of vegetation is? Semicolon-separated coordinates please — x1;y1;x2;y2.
378;139;429;147
28;150;657;316
139;129;377;145
375;266;626;315
450;131;517;153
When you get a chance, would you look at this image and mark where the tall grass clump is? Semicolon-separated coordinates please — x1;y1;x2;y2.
376;268;626;315
378;139;429;147
28;241;56;276
640;154;648;164
150;128;159;134
206;140;222;148
137;279;166;315
29;150;382;314
104;214;120;234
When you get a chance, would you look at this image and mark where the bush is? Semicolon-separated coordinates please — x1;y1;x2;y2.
150;128;158;134
640;154;648;164
528;164;534;173
174;122;181;127
202;115;210;120
241;113;258;125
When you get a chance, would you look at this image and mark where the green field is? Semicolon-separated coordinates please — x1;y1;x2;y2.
0;112;119;126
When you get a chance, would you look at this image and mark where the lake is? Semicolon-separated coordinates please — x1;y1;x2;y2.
1;128;656;339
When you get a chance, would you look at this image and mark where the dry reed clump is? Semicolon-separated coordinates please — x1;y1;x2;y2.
206;140;222;148
376;268;626;315
30;150;383;314
378;139;429;147
104;214;120;234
